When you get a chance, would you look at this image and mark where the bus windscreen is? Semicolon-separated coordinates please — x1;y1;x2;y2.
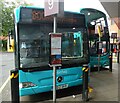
16;7;88;69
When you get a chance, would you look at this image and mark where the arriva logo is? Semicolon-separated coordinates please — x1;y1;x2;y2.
57;70;67;75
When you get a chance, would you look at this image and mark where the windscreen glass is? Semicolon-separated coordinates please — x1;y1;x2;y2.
19;24;51;68
62;31;83;59
19;24;85;68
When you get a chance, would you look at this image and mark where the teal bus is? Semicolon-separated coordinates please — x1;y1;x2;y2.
14;6;89;96
80;8;110;70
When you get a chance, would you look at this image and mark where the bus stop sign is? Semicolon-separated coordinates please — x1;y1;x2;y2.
49;33;62;66
44;0;64;17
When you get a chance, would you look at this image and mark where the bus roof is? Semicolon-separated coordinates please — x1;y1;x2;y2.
80;8;106;23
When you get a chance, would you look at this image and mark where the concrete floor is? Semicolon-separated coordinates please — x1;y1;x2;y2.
57;63;118;102
89;65;118;101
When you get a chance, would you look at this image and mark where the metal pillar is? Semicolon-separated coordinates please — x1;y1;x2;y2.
98;55;100;72
82;64;89;102
53;66;56;103
109;53;112;72
53;15;57;103
117;43;120;63
10;69;19;103
117;51;119;63
98;36;101;72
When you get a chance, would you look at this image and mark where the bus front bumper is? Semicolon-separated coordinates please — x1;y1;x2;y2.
20;79;83;96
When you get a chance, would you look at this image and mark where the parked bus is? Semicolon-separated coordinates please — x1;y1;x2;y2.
80;8;110;70
14;6;89;96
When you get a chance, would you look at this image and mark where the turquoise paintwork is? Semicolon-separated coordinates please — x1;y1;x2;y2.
90;53;110;68
19;67;83;96
14;7;21;23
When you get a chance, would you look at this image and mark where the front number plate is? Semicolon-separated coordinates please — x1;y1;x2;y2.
56;84;68;90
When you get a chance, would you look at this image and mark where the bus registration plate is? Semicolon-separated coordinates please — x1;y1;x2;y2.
57;84;68;90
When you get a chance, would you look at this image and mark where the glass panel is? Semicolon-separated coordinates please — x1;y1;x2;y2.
89;40;97;55
19;24;51;68
89;40;109;56
19;24;85;68
102;41;107;54
62;31;83;59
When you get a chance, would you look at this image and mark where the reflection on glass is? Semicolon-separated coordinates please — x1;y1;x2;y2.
19;24;85;68
62;32;83;59
19;24;50;68
89;40;108;56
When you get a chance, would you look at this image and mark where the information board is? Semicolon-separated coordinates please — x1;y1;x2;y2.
49;33;62;65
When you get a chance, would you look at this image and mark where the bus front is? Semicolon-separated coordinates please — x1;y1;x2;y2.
14;6;89;96
80;8;110;69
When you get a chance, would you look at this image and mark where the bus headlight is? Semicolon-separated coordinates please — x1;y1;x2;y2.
19;82;37;88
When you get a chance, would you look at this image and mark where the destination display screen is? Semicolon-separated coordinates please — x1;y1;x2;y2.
20;7;86;27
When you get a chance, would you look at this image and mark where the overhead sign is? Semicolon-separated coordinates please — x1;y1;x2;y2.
44;0;64;17
49;33;62;66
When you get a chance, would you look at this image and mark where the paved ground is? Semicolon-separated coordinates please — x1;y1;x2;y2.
0;52;15;85
0;52;15;102
0;52;119;102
